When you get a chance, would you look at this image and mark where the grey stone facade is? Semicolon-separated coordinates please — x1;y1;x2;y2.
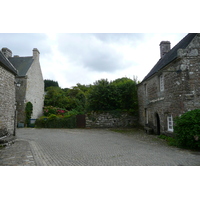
7;48;44;125
15;77;27;123
86;112;138;128
138;33;200;136
0;65;16;137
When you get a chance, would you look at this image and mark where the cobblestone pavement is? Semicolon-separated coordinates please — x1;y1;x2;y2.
0;128;200;166
0;139;36;166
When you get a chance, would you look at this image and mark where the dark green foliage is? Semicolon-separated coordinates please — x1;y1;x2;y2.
174;109;200;149
86;78;138;114
44;84;88;113
35;115;77;128
112;77;138;111
86;79;117;111
25;102;33;127
158;135;177;146
44;79;59;91
43;77;138;116
65;86;86;112
44;86;68;108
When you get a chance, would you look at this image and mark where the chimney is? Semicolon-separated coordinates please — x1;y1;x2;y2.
1;47;12;58
33;48;40;60
160;41;171;58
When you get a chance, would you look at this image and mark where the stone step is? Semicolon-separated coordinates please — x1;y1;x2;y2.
0;135;16;147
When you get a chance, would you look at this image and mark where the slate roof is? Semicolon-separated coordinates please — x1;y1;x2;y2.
8;56;34;77
142;33;197;82
0;51;17;75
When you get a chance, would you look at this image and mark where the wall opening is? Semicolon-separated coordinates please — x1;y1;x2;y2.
155;113;161;135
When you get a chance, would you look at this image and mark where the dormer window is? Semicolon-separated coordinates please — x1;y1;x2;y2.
160;75;164;92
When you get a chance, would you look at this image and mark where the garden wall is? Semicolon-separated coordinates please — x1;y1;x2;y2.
86;111;138;128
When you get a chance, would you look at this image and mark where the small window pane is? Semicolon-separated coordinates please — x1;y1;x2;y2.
167;115;173;132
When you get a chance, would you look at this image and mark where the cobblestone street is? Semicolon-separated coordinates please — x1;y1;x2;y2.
0;128;200;166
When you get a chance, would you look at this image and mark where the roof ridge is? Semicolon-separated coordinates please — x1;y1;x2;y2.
10;56;33;58
8;55;34;77
0;50;18;74
141;33;197;82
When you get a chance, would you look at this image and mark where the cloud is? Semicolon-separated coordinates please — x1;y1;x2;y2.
0;33;189;88
92;33;145;44
55;33;137;73
0;33;51;56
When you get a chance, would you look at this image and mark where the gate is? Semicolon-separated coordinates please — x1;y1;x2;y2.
76;114;86;128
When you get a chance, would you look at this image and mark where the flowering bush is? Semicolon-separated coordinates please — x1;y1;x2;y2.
57;109;66;116
43;106;67;117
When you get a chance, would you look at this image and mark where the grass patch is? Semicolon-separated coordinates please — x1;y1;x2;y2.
110;128;143;135
158;135;177;146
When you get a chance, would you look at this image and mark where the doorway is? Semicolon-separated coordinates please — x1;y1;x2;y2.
76;114;86;128
155;113;160;135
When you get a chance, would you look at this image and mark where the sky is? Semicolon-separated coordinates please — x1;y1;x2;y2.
0;33;188;88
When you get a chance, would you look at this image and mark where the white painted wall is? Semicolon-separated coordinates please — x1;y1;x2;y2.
25;50;44;119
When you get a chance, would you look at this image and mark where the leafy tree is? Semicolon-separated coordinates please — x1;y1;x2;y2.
86;79;117;111
65;86;86;112
86;77;138;113
44;79;59;91
76;83;91;93
44;77;138;115
111;77;138;111
44;86;67;108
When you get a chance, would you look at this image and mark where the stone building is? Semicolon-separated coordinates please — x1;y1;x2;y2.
138;33;200;135
0;49;17;137
2;48;44;126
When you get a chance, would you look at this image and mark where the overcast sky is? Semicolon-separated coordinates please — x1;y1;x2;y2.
0;33;188;88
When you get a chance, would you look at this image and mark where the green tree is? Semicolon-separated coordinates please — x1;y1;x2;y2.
65;86;86;112
86;77;138;113
86;79;115;111
44;86;67;108
44;79;59;91
111;77;138;111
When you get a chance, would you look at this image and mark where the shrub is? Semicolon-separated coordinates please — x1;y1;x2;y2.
25;102;33;127
43;106;67;116
158;135;177;146
35;115;77;128
174;109;200;149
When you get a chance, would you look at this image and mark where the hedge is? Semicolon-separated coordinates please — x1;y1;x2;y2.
35;115;77;128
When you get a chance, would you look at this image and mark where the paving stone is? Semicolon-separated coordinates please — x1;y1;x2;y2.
0;139;36;166
1;128;200;166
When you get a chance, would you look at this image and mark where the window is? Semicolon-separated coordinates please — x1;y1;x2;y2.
167;115;173;132
160;75;164;91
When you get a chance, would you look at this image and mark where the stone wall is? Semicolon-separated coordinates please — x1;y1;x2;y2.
15;77;27;123
0;65;16;137
86;111;138;128
138;34;200;135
